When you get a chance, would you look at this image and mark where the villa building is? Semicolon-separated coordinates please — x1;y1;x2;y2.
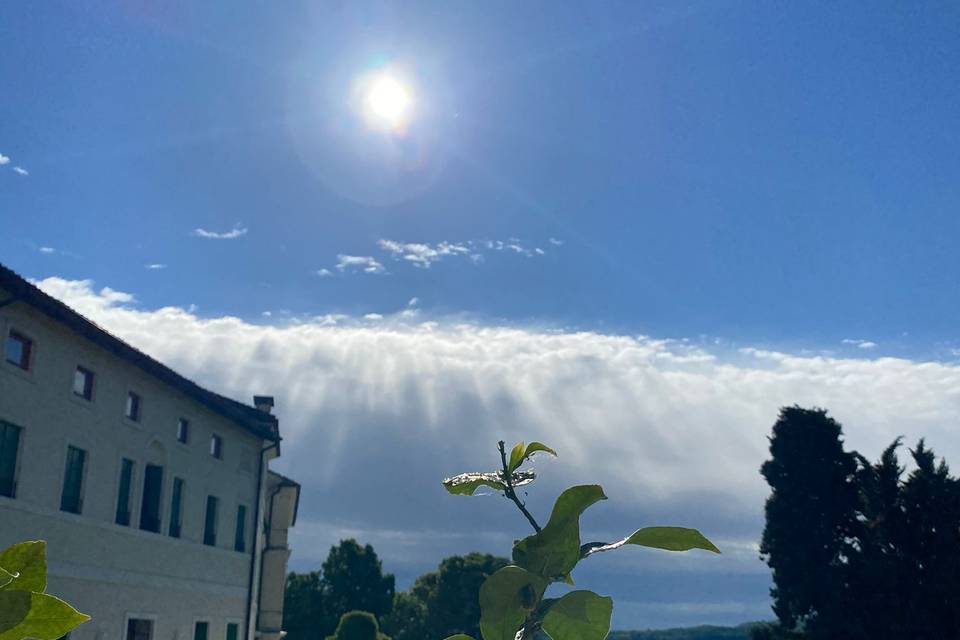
0;263;300;640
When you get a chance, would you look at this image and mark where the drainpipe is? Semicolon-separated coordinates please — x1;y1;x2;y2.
246;438;280;640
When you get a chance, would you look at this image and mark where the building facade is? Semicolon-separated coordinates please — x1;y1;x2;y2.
0;264;299;640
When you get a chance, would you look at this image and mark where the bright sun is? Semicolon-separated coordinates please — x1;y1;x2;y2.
363;75;412;131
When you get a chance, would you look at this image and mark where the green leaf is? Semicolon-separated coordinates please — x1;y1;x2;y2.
0;542;46;593
580;527;721;558
0;568;16;591
479;566;548;640
541;590;613;640
443;636;476;640
443;471;537;496
512;485;607;580
0;592;89;640
0;591;30;633
508;442;526;473
522;442;557;463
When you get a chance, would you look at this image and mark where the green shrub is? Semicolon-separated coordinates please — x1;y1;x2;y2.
326;611;390;640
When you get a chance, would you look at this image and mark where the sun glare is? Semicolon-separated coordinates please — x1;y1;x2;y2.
363;74;412;131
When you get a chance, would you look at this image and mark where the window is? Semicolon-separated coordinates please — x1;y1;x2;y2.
5;331;32;370
177;418;189;444
0;421;22;498
73;366;94;400
169;477;184;538
126;619;153;640
115;458;134;526
194;622;209;640
60;446;86;514
139;464;163;533
234;504;247;552
203;495;219;546
225;623;238;640
210;434;222;459
125;392;141;422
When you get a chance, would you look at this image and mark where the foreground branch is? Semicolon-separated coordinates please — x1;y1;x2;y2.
498;440;542;533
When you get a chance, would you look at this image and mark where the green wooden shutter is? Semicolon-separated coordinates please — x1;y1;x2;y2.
139;464;164;533
169;477;184;538
60;446;86;513
204;496;218;546
234;504;247;552
225;624;238;640
115;458;134;525
0;422;21;498
194;622;209;640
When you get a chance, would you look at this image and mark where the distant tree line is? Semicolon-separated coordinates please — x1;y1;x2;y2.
283;539;507;640
754;407;960;640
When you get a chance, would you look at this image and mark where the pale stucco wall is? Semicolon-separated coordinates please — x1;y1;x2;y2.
0;294;280;640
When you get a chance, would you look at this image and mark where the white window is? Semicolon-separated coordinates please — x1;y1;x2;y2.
125;392;142;422
4;331;32;370
210;434;223;459
73;366;94;400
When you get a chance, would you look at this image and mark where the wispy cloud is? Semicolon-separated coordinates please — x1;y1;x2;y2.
145;263;167;270
38;246;56;254
335;255;386;275
376;237;551;269
0;153;9;165
316;268;333;278
13;167;28;176
549;238;564;246
407;297;420;307
192;226;248;240
842;339;878;350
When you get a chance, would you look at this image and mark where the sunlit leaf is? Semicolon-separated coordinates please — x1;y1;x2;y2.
512;485;607;580
541;590;613;640
508;442;526;473
0;542;46;593
580;527;720;558
479;566;548;640
0;592;89;640
443;471;536;496
0;591;30;633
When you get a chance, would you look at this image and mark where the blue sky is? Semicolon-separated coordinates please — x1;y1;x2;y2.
4;1;960;630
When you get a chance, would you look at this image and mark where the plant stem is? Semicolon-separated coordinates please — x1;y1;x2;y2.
498;440;542;533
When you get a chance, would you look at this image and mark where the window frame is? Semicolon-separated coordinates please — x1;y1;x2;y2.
73;366;95;401
122;614;157;640
4;329;33;371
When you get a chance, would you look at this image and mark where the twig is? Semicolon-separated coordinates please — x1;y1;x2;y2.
498;440;542;533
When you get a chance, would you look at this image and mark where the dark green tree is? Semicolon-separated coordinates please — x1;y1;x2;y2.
284;540;395;640
325;611;390;640
284;571;327;640
758;407;859;638
382;553;508;640
321;540;395;636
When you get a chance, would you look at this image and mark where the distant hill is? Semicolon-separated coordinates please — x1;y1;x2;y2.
609;622;766;640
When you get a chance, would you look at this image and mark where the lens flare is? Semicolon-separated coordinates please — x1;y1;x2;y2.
363;75;413;131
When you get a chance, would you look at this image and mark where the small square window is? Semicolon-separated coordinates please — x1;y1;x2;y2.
126;619;153;640
73;366;94;400
177;418;190;444
5;331;32;370
210;434;223;459
125;392;141;421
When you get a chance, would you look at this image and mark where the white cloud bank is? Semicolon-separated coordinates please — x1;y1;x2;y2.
30;276;960;628
192;226;248;240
